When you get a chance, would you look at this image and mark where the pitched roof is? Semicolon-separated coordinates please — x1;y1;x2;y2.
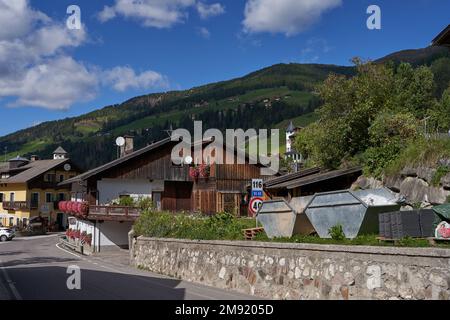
61;135;277;186
60;137;173;185
0;158;69;183
266;167;362;190
53;146;68;154
432;25;450;46
265;167;320;188
8;156;29;162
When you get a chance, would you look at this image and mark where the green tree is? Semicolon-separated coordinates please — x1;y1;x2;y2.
295;60;436;173
364;112;419;177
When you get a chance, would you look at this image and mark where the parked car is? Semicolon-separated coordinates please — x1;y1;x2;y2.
0;227;15;242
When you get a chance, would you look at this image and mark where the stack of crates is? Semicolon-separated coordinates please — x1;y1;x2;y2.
379;209;434;239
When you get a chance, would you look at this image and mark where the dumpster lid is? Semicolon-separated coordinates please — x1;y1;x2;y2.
433;204;450;220
353;188;398;206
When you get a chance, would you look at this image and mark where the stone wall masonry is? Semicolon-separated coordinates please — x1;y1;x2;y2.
130;237;450;300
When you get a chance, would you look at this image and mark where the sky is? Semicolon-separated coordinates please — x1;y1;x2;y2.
0;0;448;136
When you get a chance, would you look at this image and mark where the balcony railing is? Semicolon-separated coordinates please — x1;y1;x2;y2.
2;201;29;211
88;205;141;220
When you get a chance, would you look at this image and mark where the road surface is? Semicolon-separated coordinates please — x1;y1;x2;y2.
0;235;256;300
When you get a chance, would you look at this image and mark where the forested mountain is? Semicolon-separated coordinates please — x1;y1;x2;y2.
0;46;449;170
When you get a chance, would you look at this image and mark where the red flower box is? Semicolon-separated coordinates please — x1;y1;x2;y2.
189;167;200;179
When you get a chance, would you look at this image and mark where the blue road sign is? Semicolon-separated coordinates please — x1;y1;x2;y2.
251;190;263;197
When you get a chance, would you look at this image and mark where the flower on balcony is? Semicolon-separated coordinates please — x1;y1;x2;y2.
189;166;200;180
199;164;210;178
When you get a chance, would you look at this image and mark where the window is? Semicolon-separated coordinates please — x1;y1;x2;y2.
58;193;65;201
45;193;53;203
44;174;56;182
9;192;14;203
31;193;39;208
59;174;64;182
0;193;3;202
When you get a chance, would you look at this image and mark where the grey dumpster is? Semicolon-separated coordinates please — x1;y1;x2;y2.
256;196;315;238
304;188;401;239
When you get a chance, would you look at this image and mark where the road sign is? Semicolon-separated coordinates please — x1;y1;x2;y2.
249;197;263;216
251;190;263;198
251;179;263;191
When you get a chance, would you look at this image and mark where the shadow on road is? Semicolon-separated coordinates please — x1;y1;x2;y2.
2;256;79;267
0;251;26;257
6;266;186;300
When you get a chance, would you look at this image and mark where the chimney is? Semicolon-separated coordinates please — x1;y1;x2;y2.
120;135;134;157
30;155;39;162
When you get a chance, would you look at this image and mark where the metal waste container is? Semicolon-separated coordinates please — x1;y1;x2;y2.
256;196;315;238
304;188;401;239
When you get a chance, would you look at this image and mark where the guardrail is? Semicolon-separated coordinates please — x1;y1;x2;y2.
2;201;28;211
88;206;141;219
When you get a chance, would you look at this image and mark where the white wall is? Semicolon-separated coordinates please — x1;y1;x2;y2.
71;218;132;251
98;221;133;249
97;178;164;205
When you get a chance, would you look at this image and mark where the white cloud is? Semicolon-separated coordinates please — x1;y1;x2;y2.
98;0;196;28
98;0;225;27
3;57;98;110
0;0;169;110
0;0;49;40
102;67;169;92
243;0;342;36
197;27;211;39
98;5;117;23
196;2;225;19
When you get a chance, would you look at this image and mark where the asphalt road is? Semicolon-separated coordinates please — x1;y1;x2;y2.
0;235;256;300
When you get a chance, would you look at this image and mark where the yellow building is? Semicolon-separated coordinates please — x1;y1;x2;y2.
0;147;80;229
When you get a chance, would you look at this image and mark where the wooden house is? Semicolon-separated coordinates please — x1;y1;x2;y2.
61;136;272;218
0;148;81;229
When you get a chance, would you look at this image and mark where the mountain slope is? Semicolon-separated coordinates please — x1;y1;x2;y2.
0;63;353;169
1;46;448;170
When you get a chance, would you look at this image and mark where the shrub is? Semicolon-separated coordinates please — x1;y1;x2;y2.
364;112;419;177
137;197;154;211
328;224;346;241
118;196;135;207
385;138;450;176
432;165;450;187
133;210;256;241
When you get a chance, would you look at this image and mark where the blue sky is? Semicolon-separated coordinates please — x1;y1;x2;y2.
0;0;448;136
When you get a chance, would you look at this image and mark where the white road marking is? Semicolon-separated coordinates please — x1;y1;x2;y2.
0;259;23;300
55;243;82;259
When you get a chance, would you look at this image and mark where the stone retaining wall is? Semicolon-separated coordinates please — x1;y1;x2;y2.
131;236;450;300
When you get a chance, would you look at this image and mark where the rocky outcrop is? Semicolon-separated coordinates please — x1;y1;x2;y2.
354;163;450;206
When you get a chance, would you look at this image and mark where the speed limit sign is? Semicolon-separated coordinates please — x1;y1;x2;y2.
249;197;263;216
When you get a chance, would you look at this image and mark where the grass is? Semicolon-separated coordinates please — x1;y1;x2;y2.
274;112;319;130
385;137;450;176
3;139;50;160
133;211;449;248
254;233;449;248
134;211;258;241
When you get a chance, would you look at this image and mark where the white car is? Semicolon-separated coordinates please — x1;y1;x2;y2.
0;227;15;242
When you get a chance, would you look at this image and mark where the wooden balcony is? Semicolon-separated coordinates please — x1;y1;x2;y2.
88;205;141;221
2;201;29;211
